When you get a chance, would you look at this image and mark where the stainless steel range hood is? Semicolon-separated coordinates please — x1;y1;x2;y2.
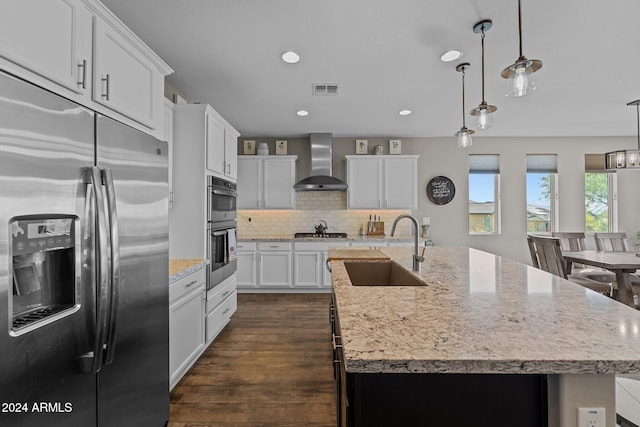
294;133;348;191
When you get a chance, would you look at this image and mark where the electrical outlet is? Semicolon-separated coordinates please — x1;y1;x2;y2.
577;407;605;427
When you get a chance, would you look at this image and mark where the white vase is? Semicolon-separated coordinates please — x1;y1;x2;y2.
257;142;269;155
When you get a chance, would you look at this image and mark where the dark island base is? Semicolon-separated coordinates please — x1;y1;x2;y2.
345;372;548;427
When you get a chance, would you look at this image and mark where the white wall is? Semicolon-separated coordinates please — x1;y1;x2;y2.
238;135;640;264
354;136;639;265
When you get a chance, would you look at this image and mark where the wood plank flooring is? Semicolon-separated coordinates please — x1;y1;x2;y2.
169;293;337;427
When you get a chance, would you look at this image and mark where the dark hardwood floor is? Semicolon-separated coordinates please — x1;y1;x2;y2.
169;293;337;427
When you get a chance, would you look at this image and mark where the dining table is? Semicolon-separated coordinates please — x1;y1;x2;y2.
563;250;640;307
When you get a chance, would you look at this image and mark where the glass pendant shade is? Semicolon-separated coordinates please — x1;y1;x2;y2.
501;0;542;97
471;103;496;130
504;61;537;97
456;128;474;148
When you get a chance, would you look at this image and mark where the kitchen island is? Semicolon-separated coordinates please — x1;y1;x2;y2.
329;246;640;427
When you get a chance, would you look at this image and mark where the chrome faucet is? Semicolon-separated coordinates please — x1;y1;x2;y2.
390;214;424;271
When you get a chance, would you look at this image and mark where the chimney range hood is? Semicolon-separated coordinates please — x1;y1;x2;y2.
294;133;348;191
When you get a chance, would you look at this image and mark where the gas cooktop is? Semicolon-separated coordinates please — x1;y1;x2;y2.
294;232;348;239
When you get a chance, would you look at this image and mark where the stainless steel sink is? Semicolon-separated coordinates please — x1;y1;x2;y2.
343;260;427;286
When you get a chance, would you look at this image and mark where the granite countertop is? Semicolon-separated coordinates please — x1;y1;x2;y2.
237;235;417;243
169;258;207;283
329;246;640;375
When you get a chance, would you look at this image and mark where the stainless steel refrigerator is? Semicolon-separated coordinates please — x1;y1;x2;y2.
0;70;169;426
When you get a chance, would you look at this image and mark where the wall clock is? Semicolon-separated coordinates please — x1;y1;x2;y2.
426;176;455;205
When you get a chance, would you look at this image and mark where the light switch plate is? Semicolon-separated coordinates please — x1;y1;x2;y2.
577;407;605;427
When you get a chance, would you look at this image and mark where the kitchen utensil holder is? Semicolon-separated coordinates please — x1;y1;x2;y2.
367;221;385;236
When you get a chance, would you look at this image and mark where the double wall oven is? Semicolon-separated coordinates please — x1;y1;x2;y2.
207;176;237;290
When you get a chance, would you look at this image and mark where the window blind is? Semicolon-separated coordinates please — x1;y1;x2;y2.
469;154;499;174
526;154;557;173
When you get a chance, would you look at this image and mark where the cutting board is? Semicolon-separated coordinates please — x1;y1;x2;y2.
327;248;390;261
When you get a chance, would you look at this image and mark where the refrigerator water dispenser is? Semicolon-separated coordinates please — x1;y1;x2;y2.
10;215;79;335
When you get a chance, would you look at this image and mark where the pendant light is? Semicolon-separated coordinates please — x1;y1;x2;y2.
605;100;640;170
501;0;542;97
470;20;497;129
455;63;474;148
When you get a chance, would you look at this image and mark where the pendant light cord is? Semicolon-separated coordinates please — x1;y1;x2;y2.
518;0;524;58
636;103;640;149
481;28;486;103
461;69;466;128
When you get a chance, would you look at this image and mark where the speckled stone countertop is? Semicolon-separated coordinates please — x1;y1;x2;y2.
329;246;640;375
169;259;206;283
237;235;417;243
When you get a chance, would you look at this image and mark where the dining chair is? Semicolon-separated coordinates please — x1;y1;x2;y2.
593;232;640;292
594;232;629;252
551;232;616;283
527;235;612;295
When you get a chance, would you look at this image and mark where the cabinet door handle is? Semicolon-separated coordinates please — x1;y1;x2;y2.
227;163;231;174
102;74;110;100
77;59;87;89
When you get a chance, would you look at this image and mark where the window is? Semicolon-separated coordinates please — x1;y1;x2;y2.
526;154;558;233
584;154;618;233
469;155;500;234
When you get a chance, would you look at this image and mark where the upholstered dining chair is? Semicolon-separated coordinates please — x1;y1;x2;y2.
552;232;616;283
527;235;612;295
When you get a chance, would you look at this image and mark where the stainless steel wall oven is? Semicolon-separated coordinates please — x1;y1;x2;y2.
207;176;237;289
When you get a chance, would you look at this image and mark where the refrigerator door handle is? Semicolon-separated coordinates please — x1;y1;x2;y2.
103;168;120;365
89;166;110;374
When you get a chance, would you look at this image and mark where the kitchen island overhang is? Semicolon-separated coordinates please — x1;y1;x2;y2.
329;246;640;427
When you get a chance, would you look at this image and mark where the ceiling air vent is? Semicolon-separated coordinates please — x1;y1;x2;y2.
313;83;339;96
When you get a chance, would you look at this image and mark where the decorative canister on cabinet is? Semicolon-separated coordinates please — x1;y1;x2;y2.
257;142;269;155
373;144;383;155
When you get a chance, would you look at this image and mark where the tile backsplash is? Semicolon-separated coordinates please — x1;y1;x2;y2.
237;191;412;238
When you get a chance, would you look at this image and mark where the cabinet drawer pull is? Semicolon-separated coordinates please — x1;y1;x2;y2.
332;333;342;350
222;291;230;297
222;308;230;314
102;74;110;100
184;280;198;288
77;59;87;89
269;245;279;248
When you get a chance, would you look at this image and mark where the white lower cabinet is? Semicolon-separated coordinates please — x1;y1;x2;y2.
169;268;206;390
257;242;292;288
236;241;257;289
293;241;350;289
205;274;237;344
236;240;353;291
293;251;322;288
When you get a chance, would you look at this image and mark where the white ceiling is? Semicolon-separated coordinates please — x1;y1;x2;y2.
102;0;640;139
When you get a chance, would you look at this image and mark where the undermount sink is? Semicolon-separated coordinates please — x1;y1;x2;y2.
344;260;427;286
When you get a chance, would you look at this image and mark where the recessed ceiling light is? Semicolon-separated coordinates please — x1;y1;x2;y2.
282;51;300;64
296;110;309;117
399;109;412;116
440;50;462;62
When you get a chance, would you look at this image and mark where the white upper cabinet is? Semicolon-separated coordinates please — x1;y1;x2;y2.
224;130;239;180
93;16;163;129
205;108;239;181
0;0;172;138
0;0;93;94
346;155;419;209
206;114;226;177
237;156;297;209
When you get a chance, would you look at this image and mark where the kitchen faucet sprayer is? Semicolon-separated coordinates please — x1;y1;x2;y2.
390;214;424;271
